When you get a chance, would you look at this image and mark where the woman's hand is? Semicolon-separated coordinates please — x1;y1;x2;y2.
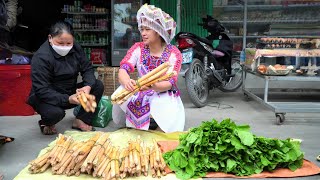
77;86;91;94
118;69;136;92
69;94;80;105
123;79;136;92
139;84;152;91
148;81;172;92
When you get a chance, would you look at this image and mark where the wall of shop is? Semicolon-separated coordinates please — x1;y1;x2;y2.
150;0;213;37
10;0;110;52
16;0;66;51
180;0;213;37
150;0;177;21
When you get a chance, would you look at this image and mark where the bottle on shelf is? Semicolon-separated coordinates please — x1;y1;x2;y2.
83;48;91;61
62;1;110;66
62;0;108;13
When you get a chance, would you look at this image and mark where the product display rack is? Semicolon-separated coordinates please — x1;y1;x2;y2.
230;35;320;39
72;28;109;32
213;0;320;50
214;0;320;124
61;11;108;15
243;70;320;125
242;54;320;125
62;0;111;66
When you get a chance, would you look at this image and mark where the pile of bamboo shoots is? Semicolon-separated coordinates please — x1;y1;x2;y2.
111;62;176;104
28;133;167;179
118;139;166;179
78;91;97;113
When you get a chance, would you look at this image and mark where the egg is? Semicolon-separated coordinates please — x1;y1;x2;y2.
257;65;267;74
274;64;282;70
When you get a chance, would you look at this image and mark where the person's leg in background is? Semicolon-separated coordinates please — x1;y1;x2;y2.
73;80;104;131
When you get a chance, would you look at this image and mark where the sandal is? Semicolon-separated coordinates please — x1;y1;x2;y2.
0;135;14;144
38;120;57;135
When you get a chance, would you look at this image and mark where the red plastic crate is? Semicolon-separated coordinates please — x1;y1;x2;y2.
0;65;35;116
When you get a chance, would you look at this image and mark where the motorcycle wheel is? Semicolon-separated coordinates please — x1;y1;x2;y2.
185;58;209;108
219;58;243;92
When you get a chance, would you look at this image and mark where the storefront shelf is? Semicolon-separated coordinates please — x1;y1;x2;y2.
92;64;105;67
74;29;109;32
220;19;320;24
61;11;109;15
79;43;108;46
214;4;320;9
229;35;320;39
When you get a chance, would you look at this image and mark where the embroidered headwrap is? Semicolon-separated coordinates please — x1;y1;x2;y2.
137;4;176;44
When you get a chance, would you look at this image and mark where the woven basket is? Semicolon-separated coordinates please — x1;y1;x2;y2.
97;67;138;96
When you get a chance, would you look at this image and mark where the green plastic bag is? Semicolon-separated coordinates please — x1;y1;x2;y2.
92;96;113;128
73;96;113;128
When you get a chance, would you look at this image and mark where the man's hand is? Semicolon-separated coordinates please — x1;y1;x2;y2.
69;94;80;105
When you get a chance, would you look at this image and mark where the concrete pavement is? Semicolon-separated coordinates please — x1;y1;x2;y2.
0;74;320;180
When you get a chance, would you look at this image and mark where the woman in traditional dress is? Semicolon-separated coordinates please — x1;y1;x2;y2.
112;4;185;133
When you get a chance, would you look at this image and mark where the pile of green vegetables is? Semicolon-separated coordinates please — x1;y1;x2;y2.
163;119;304;180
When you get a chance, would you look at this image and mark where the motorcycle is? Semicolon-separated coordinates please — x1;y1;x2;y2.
176;15;243;108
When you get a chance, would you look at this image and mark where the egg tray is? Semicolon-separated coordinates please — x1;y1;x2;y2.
256;39;316;49
258;69;291;76
256;43;296;49
256;38;315;44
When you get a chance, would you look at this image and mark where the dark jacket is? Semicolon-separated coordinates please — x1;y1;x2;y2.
28;40;96;107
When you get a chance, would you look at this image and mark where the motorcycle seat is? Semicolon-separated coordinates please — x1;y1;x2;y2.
197;37;213;47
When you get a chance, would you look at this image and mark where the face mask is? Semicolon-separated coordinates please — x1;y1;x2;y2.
50;41;73;56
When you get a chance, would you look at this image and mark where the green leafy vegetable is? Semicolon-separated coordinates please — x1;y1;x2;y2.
163;119;304;180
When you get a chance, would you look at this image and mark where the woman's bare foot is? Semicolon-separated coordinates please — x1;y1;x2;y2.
72;119;95;131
